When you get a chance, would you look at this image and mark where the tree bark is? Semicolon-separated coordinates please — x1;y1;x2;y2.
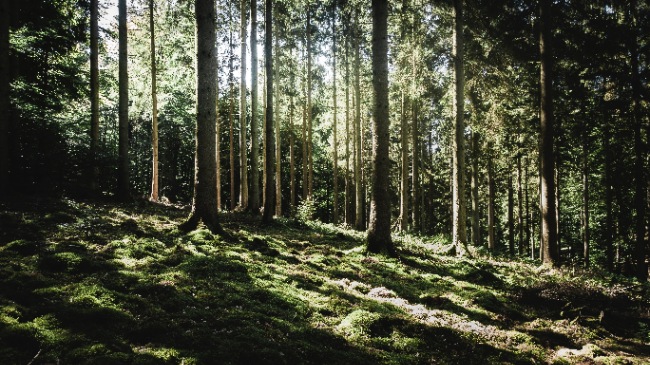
487;151;495;252
471;129;479;246
239;0;249;209
229;9;237;210
630;0;647;281
604;104;614;271
411;99;420;232
517;154;524;255
452;0;468;255
367;0;394;255
274;35;281;217
582;137;590;268
332;7;339;224
539;0;558;266
117;0;130;200
306;3;313;200
508;173;515;256
400;92;409;231
149;0;159;202
179;0;222;234
89;0;100;192
262;0;275;223
354;17;363;231
345;36;352;225
250;0;260;212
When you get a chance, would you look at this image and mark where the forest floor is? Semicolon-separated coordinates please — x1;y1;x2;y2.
0;197;649;365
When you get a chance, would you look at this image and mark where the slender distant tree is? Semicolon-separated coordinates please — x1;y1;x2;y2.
539;0;558;266
367;0;394;255
399;92;408;231
149;0;159;202
332;2;339;223
89;0;100;192
0;0;8;197
262;0;275;223
452;0;469;256
240;0;249;209
229;3;237;210
354;14;363;231
250;0;261;212
117;0;130;200
179;0;222;234
306;1;314;199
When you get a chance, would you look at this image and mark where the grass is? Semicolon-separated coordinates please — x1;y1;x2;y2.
0;197;649;364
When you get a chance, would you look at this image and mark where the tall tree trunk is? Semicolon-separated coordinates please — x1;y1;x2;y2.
471;129;480;246
117;0;130;200
367;0;393;255
306;3;313;200
229;11;236;210
332;8;339;224
250;0;260;212
487;147;495;252
525;156;532;258
290;124;296;212
149;0;159;202
411;99;420;232
262;0;275;223
216;45;221;211
274;35;281;217
89;0;100;192
517;154;524;255
239;0;249;209
508;173;515;256
604;104;614;271
302;36;308;203
582;137;590;268
345;36;352;225
630;0;647;281
452;0;468;255
354;29;363;231
539;0;558;266
400;92;409;231
179;0;222;234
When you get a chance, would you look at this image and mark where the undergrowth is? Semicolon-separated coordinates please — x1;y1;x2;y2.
0;197;648;364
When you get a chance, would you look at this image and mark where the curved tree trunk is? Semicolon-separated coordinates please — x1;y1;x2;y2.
179;0;222;234
117;0;130;200
367;0;394;255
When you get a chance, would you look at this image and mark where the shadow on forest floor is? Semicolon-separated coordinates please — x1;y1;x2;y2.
0;196;648;364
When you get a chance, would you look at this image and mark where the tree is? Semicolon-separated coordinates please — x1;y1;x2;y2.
0;0;10;196
262;0;275;223
89;0;99;192
117;0;130;200
539;0;558;266
367;0;394;255
332;2;339;224
240;0;249;209
149;0;159;202
250;0;261;212
452;0;469;256
179;0;223;234
399;92;409;231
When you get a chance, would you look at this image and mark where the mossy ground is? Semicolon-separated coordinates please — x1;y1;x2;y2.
1;197;649;364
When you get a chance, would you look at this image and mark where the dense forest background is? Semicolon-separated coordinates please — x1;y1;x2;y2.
1;0;649;275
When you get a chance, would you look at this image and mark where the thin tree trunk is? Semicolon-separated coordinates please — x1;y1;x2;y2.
517;154;524;255
367;0;393;255
149;0;159;202
229;10;236;210
332;8;339;224
452;0;468;255
250;0;260;212
354;28;363;231
302;36;308;203
239;0;249;209
412;99;420;232
262;0;275;223
487;148;495;252
306;3;313;199
117;0;130;200
400;92;409;231
525;156;532;259
89;0;100;192
274;35;281;217
471;129;479;246
179;0;222;234
290;124;296;212
508;173;515;256
345;36;352;225
630;0;647;281
539;0;558;266
604;104;614;271
216;44;221;211
583;137;590;268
